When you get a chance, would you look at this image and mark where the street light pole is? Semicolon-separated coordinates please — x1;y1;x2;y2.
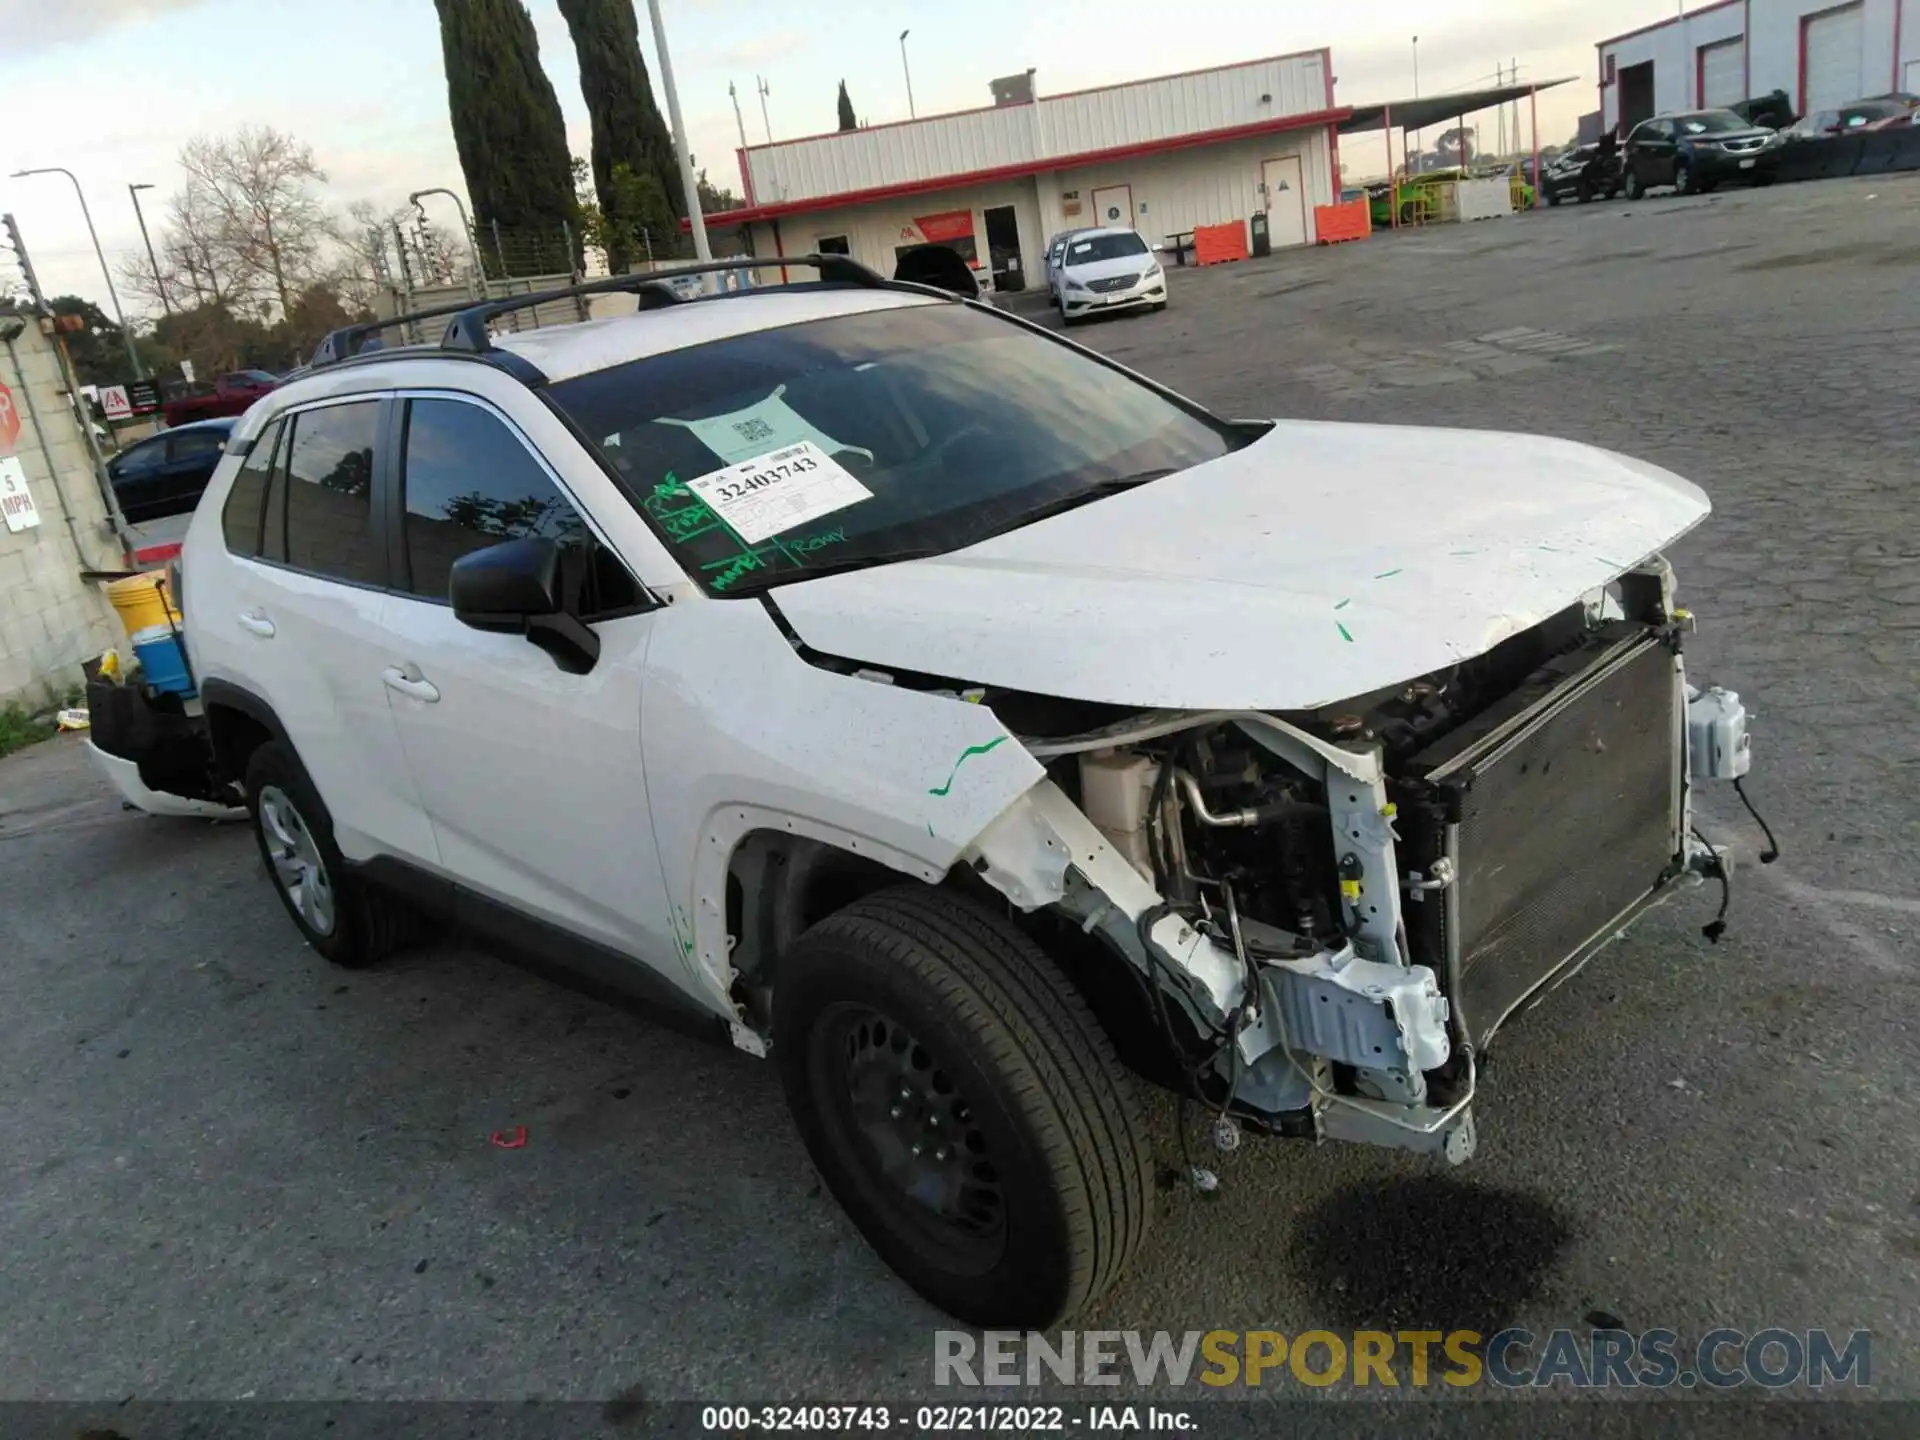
1411;36;1423;171
12;166;145;379
128;183;170;318
408;187;488;296
757;76;773;144
646;0;712;270
900;30;916;119
729;81;749;150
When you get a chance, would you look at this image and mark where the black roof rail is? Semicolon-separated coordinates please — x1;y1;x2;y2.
309;254;893;371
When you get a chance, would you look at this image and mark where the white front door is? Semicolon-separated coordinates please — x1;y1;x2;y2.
372;393;685;986
1802;2;1864;113
1260;155;1308;249
1091;185;1134;229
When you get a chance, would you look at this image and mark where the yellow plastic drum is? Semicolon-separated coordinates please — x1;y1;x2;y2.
106;571;181;638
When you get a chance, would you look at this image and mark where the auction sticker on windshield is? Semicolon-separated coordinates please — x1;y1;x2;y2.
686;440;873;544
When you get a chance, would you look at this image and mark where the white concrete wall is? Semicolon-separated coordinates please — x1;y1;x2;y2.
747;127;1334;282
1749;0;1900;106
0;324;120;709
1602;0;1906;130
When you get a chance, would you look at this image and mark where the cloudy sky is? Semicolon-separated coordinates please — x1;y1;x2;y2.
0;0;1674;314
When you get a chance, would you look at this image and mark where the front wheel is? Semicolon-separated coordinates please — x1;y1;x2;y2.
1673;160;1694;197
1624;169;1645;201
1546;186;1562;207
774;886;1154;1328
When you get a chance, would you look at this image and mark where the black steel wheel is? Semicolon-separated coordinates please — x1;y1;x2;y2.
775;885;1153;1327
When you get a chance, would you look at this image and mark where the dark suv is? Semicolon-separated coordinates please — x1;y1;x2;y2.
1541;142;1624;204
1623;110;1783;197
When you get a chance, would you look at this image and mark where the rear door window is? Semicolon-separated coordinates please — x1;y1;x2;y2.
280;400;383;587
168;430;226;463
221;419;282;557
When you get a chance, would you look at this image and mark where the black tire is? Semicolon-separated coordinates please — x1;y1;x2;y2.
1576;180;1592;204
775;885;1153;1328
1673;160;1694;197
1546;186;1562;207
246;740;409;969
1625;169;1645;201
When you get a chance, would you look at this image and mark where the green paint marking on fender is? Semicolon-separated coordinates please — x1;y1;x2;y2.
1337;622;1355;643
927;735;1009;797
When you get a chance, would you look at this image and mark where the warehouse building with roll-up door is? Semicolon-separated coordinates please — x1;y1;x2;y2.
1598;0;1920;136
699;51;1347;295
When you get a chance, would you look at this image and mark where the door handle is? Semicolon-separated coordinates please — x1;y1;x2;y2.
381;663;441;704
237;609;276;637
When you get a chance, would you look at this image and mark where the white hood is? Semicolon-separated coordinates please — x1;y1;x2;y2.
770;420;1711;712
1064;253;1155;285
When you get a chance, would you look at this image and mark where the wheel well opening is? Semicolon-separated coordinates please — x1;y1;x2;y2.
206;705;272;787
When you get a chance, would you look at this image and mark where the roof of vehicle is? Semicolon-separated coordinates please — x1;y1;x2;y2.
1064;226;1146;242
489;287;939;383
161;416;238;434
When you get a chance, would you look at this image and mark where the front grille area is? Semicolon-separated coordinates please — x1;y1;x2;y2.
1087;274;1139;293
1402;626;1683;1049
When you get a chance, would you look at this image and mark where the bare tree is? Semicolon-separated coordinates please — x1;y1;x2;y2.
172;127;331;320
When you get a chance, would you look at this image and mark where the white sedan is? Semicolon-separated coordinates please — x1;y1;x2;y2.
1051;226;1167;323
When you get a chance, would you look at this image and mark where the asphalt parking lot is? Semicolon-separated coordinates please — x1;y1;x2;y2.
3;174;1917;1421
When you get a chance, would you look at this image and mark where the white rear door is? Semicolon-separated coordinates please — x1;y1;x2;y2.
1803;3;1864;112
1260;155;1308;249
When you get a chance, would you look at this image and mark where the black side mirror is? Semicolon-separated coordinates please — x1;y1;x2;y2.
450;537;601;675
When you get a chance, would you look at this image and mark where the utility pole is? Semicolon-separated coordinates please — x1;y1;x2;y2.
1412;37;1423;170
900;30;916;119
2;210;130;543
729;81;749;150
757;75;773;144
646;0;712;268
128;183;171;317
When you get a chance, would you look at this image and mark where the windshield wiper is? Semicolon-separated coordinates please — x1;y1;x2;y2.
992;468;1183;533
726;545;947;593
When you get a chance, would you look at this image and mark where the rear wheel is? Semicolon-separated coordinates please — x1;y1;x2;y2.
246;741;410;969
1546;186;1562;207
774;886;1153;1328
1673;160;1694;196
1625;168;1645;201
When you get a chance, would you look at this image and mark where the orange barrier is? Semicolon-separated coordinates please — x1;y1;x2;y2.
1192;220;1250;266
1313;198;1372;245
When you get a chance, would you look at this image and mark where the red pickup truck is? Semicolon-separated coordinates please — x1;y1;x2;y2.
161;370;279;427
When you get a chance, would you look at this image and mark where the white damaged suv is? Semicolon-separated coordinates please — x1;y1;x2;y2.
90;257;1755;1328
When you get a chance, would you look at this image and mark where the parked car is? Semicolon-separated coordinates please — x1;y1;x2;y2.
1050;227;1167;322
1781;97;1913;140
1864;108;1920;131
83;258;1756;1330
1540;142;1624;204
1623;110;1784;197
161;370;278;428
1041;227;1090;298
105;418;235;523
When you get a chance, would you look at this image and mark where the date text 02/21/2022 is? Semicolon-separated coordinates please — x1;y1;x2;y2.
699;1404;1196;1431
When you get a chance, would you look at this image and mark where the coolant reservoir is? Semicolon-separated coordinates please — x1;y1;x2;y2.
1079;751;1159;881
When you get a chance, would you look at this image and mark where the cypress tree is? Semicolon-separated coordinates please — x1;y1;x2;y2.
434;0;577;276
558;0;685;274
837;81;857;131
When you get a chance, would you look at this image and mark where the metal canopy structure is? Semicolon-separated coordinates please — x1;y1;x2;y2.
1340;77;1580;135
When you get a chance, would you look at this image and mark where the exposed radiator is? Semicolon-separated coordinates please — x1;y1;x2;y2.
1401;624;1685;1050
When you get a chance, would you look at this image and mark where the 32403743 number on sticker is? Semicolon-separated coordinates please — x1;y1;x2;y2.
687;440;872;544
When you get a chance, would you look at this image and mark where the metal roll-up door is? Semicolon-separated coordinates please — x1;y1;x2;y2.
1802;3;1865;113
1699;38;1744;109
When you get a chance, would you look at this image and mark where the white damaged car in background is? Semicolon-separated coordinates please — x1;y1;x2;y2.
81;256;1767;1330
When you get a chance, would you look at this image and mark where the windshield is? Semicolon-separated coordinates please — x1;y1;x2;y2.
549;303;1246;595
1065;232;1149;265
1677;111;1749;134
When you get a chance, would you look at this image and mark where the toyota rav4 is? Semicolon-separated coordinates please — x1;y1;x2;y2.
84;258;1758;1329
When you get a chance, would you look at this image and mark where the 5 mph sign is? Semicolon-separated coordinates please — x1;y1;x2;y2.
0;378;41;532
